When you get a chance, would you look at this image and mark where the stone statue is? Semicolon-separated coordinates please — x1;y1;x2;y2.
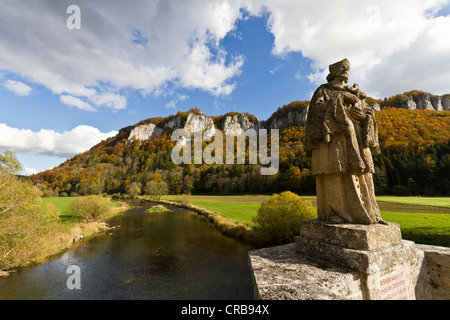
305;58;385;225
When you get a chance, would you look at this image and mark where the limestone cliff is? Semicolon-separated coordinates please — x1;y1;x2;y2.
394;92;449;111
128;123;163;141
127;110;268;143
267;107;309;129
222;113;263;135
183;112;215;139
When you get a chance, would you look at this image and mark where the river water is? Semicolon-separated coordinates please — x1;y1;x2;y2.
0;200;255;300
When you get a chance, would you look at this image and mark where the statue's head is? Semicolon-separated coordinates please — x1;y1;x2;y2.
326;58;351;83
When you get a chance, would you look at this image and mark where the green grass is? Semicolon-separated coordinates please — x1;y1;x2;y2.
145;205;170;213
381;211;450;247
163;194;450;247
377;196;450;208
42;196;119;222
42;197;77;222
189;199;261;224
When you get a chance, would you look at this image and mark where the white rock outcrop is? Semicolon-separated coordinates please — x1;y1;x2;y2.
268;107;309;129
184;112;216;139
222;114;262;136
371;103;381;111
128;123;163;141
401;95;417;110
416;93;435;111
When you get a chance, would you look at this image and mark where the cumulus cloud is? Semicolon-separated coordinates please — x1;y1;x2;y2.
3;80;32;96
0;0;246;110
89;93;127;110
165;93;189;109
60;95;96;112
22;167;39;176
249;0;450;97
0;123;118;158
0;0;448;104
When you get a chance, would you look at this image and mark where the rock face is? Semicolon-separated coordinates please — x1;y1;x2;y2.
401;95;417;110
443;97;450;111
268;107;309;129
183;112;215;139
128;123;163;141
163;117;182;129
399;93;449;111
222;113;262;135
371;103;381;111
416;93;436;110
430;95;443;111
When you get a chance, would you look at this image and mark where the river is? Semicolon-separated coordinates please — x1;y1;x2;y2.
0;200;255;300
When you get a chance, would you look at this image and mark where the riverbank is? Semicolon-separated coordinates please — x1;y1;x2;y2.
0;198;129;278
138;196;263;246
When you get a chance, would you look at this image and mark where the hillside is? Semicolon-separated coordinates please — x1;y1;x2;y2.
31;94;450;197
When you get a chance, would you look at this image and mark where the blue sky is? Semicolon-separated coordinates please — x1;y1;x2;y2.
0;0;449;174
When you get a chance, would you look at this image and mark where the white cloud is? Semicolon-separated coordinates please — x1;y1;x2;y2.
0;0;246;108
165;100;177;109
60;95;96;112
165;93;190;109
89;93;127;110
3;80;32;96
22;167;39;176
251;0;450;97
0;123;118;158
0;0;449;103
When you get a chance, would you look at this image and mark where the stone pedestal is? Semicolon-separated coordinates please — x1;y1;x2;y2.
248;220;432;300
294;220;431;300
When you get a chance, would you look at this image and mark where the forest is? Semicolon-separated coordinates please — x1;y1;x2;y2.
31;103;450;198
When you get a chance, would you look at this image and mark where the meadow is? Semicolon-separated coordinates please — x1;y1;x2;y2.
162;195;450;247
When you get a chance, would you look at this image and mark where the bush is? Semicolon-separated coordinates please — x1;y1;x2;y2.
67;196;113;220
180;193;191;206
253;191;315;245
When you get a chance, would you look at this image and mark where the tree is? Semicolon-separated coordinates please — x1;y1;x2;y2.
183;175;194;194
144;180;169;200
67;195;113;220
280;166;302;193
0;150;61;269
126;182;141;197
253;191;315;245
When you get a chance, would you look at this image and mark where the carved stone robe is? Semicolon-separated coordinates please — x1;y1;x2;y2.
305;83;382;224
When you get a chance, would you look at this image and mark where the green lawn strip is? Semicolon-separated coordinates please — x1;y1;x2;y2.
42;197;76;222
189;199;261;225
376;196;450;208
381;211;450;247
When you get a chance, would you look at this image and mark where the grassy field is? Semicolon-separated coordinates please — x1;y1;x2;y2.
42;197;120;222
162;194;450;247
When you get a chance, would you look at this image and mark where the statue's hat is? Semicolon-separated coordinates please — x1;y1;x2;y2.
327;58;351;82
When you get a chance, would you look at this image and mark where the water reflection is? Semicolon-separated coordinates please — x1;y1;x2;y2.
0;202;255;300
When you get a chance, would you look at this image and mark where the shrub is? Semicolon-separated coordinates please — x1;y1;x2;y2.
67;196;113;220
253;191;315;245
180;193;191;206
